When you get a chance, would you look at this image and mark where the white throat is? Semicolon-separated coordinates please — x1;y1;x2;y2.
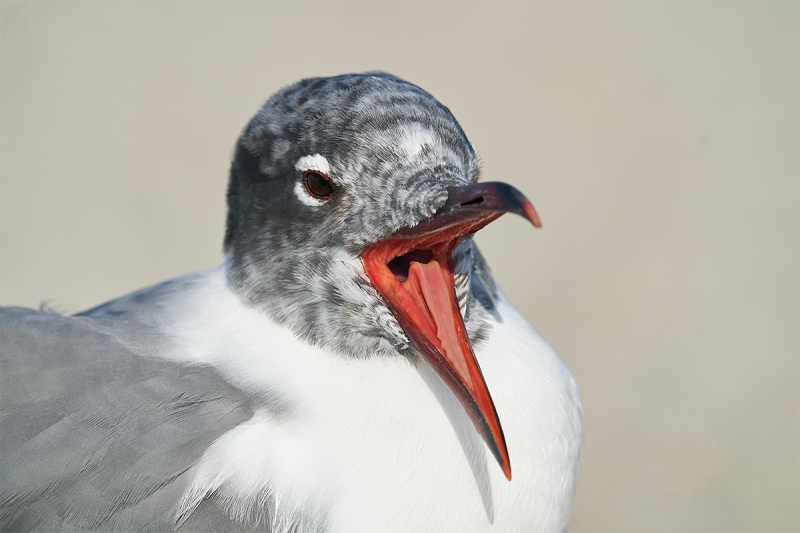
149;268;581;532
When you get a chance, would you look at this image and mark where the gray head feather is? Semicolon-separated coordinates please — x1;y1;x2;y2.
224;72;494;358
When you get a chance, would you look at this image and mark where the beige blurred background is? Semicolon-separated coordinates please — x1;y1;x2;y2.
2;1;797;531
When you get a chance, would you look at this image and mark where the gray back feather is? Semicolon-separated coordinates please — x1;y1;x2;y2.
0;307;258;532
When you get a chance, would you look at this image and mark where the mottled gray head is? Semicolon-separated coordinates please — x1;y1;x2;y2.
224;73;488;357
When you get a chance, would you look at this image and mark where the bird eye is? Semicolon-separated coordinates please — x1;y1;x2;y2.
302;170;334;200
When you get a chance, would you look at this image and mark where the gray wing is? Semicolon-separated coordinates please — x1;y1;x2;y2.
0;306;260;532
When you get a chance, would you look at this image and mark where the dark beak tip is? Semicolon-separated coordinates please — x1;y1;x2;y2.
448;181;543;229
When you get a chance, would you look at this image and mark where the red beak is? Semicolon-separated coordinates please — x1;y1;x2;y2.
361;182;541;481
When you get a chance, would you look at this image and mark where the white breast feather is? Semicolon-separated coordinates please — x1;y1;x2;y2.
158;268;581;532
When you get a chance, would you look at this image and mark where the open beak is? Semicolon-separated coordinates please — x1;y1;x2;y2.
361;182;541;481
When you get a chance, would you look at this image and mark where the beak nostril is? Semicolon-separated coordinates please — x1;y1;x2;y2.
460;196;484;207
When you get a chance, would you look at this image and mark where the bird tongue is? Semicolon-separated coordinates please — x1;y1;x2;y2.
407;261;472;385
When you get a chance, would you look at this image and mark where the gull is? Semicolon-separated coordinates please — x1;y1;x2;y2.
0;72;581;532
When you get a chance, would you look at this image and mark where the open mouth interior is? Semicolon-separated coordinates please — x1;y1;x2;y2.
361;232;461;343
387;249;435;282
375;216;491;285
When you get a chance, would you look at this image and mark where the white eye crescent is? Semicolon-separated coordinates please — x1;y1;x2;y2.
294;154;333;206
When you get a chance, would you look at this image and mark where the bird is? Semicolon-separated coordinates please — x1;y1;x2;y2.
0;72;582;532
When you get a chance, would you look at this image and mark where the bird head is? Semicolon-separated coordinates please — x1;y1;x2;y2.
224;73;540;480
